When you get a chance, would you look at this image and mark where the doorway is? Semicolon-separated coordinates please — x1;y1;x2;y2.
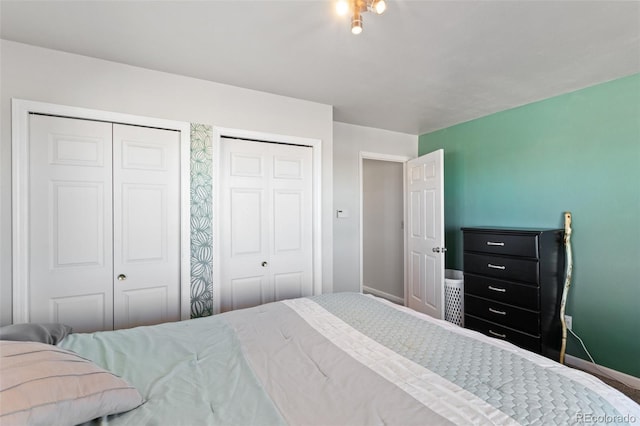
359;152;410;305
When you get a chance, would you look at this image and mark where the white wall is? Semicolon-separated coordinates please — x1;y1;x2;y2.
0;40;334;325
333;122;418;293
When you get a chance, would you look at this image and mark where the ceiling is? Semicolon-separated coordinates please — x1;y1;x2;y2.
1;1;639;135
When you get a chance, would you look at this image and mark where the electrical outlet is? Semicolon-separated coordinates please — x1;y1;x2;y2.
564;315;573;331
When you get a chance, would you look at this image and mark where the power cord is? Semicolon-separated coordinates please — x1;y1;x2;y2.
569;328;637;389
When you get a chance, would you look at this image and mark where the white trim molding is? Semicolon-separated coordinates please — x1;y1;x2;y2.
11;98;192;323
212;127;323;314
362;286;405;305
358;151;411;306
565;354;640;390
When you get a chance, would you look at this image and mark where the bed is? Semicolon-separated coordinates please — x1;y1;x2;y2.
2;293;639;425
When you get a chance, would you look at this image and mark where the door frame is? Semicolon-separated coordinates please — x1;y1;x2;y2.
11;98;192;323
212;127;322;314
359;151;411;306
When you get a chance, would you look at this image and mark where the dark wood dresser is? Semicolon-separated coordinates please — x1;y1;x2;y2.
462;227;565;360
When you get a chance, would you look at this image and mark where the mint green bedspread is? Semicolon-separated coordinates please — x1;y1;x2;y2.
59;315;284;425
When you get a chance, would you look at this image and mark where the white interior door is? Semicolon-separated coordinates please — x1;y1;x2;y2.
112;124;181;329
28;114;114;332
406;149;445;318
220;137;313;312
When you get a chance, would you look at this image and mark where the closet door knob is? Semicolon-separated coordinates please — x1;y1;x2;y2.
261;261;268;267
117;274;127;281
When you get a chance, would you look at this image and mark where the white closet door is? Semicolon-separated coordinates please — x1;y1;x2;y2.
220;138;313;312
29;114;114;332
25;114;182;332
112;124;181;329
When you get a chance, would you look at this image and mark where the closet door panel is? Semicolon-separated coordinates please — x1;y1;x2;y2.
269;143;313;301
112;124;181;329
230;189;264;255
53;181;105;266
123;184;166;261
28;114;114;332
273;190;303;252
220;139;270;312
231;276;267;311
120;287;169;326
50;294;106;333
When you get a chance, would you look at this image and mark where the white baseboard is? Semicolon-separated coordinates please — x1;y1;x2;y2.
362;286;404;305
565;354;640;390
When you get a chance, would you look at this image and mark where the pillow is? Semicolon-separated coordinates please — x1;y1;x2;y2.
0;340;143;425
0;323;72;345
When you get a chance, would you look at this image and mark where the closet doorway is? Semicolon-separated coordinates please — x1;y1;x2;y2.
218;137;313;312
12;99;191;332
213;128;322;314
360;153;410;305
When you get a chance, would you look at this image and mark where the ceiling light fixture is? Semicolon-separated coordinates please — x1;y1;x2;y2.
336;0;387;35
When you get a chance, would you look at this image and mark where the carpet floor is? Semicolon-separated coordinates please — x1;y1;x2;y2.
578;369;640;405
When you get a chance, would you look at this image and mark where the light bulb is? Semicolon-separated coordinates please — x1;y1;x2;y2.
374;0;386;14
351;14;363;34
336;0;349;16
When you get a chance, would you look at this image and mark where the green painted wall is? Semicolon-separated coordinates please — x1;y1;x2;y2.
419;73;640;377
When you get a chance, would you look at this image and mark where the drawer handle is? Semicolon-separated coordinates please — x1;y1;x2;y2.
488;263;506;270
489;329;506;339
489;307;506;315
488;285;506;293
486;241;505;246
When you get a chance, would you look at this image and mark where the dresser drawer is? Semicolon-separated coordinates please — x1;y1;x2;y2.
464;273;539;310
464;253;539;284
465;294;539;335
465;315;541;353
463;231;539;258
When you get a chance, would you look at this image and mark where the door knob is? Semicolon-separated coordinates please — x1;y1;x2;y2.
261;261;268;267
117;274;127;281
432;247;441;253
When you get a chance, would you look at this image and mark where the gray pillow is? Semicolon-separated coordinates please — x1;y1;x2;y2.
0;340;144;425
0;323;72;344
